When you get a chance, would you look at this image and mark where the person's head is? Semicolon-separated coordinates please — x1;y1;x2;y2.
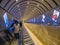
13;19;18;24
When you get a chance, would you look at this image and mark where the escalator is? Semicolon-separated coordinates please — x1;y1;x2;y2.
22;27;35;45
10;26;35;45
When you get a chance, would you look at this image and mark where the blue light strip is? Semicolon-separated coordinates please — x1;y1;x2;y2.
3;12;9;28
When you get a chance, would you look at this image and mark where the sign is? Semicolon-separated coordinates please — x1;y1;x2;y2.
52;10;59;20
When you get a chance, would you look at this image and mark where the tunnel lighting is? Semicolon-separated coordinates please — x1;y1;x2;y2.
3;12;9;28
42;14;45;19
42;19;45;22
42;14;45;22
53;20;58;26
16;0;18;2
34;18;36;23
47;23;50;25
42;0;44;1
55;20;57;22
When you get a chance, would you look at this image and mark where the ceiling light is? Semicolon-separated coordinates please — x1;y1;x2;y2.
42;19;45;22
42;14;45;19
42;0;44;1
55;20;57;22
16;0;18;2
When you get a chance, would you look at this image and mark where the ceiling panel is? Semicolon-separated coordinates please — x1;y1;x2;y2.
0;0;60;21
0;0;8;7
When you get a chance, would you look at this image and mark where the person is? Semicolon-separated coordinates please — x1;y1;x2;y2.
13;20;20;39
19;21;22;28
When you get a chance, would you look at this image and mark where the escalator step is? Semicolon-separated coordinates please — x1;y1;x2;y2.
24;39;32;42
23;35;30;38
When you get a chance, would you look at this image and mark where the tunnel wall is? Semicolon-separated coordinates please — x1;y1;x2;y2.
26;7;60;25
0;8;16;30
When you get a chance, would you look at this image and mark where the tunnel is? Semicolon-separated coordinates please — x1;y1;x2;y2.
0;0;60;45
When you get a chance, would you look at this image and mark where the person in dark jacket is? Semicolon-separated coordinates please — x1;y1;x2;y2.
19;21;22;28
13;19;20;39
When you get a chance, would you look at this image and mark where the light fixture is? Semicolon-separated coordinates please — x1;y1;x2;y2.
42;14;45;19
42;0;44;1
42;19;45;22
42;14;45;22
3;12;9;28
47;23;50;25
16;0;18;2
55;20;57;22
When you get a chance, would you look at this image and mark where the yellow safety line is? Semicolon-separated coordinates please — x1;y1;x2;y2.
23;23;44;45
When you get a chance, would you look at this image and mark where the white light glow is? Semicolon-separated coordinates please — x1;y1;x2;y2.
52;18;55;21
42;0;44;1
16;0;18;2
42;14;45;19
42;19;45;22
3;12;9;27
55;20;57;22
47;23;50;25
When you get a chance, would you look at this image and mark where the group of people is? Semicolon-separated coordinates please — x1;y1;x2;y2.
0;19;22;45
8;19;22;41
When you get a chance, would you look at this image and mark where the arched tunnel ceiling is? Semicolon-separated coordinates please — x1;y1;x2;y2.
0;0;60;21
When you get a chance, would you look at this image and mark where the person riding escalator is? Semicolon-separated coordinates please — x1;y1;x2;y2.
13;21;20;39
